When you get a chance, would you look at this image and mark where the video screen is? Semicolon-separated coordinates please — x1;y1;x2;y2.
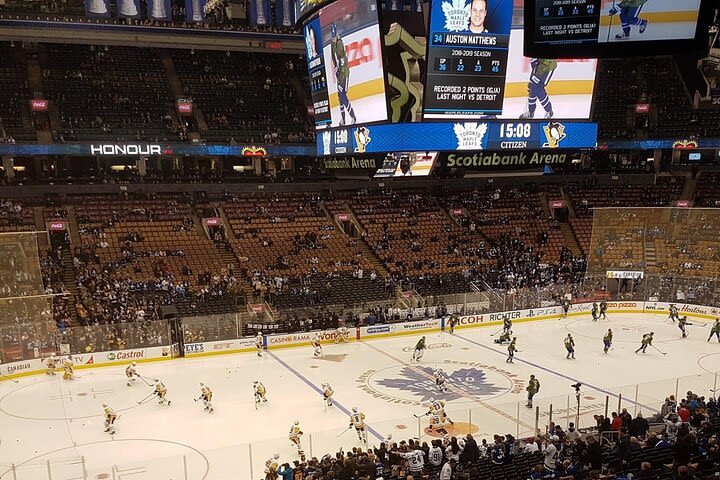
303;0;388;130
423;0;515;119
596;0;702;43
499;29;597;119
374;151;438;177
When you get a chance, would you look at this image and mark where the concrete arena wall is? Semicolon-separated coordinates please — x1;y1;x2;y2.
1;302;718;381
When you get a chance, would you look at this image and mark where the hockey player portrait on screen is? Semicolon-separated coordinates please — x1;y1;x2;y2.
598;0;702;43
320;0;388;127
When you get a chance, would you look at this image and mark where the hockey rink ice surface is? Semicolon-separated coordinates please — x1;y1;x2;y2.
3;311;720;479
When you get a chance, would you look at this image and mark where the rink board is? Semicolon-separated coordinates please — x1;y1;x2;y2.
1;301;717;381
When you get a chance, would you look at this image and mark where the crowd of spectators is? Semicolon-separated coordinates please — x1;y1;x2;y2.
264;390;720;480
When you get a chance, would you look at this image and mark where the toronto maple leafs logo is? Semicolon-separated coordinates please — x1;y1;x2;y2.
454;122;487;150
322;130;331;155
441;0;471;32
377;366;504;402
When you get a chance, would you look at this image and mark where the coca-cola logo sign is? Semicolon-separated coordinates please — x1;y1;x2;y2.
337;214;349;221
205;217;221;226
30;99;48;111
550;200;565;208
49;221;66;231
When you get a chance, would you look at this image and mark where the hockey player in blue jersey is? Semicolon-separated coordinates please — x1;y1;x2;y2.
329;23;357;126
520;59;557;119
609;0;650;41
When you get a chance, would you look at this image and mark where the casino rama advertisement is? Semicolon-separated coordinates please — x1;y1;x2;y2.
317;121;598;155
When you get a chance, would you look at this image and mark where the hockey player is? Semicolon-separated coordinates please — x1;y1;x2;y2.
103;403;117;434
322;382;334;407
155;379;171;405
433;369;448;393
330;23;357;126
125;361;138;386
63;355;75;380
668;304;680;323
288;420;304;454
254;380;268;405
519;59;557;119
506;337;517;363
603;329;613;354
599;300;608;320
635;332;654;354
494;330;513;345
448;313;459;333
428;397;454;426
311;333;323;357
45;353;58;375
526;374;540;408
198;383;214;413
335;325;350;343
349;407;367;443
708;318;720;343
591;302;599;322
562;299;571;318
503;316;512;333
564;334;575;359
264;454;280;480
255;332;263;357
678;316;689;339
411;336;426;361
609;0;650;41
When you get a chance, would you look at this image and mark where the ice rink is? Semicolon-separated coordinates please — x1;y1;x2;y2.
600;22;700;43
2;310;720;479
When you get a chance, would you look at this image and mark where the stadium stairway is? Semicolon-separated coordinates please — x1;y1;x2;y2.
340;201;390;278
214;204;255;300
559;223;583;257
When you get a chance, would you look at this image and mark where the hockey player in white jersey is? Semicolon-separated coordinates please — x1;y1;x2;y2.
197;383;214;413
255;332;263;357
154;379;171;405
322;382;334;408
349;407;367;443
103;403;117;434
253;380;267;407
45;353;58;375
288;420;304;454
311;333;323;357
335;325;350;343
125;361;138;386
433;369;448;393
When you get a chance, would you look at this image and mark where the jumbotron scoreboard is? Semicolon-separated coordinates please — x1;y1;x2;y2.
423;0;514;118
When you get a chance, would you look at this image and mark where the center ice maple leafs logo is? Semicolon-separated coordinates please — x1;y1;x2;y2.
377;366;504;402
441;0;471;32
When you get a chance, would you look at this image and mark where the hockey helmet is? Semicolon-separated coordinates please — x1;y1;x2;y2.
102;403;108;407
352;407;358;413
132;361;136;366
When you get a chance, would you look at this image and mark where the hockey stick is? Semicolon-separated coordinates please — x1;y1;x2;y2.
651;345;667;356
337;426;352;437
0;370;19;384
490;328;503;337
413;412;430;419
138;375;154;387
136;392;156;405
